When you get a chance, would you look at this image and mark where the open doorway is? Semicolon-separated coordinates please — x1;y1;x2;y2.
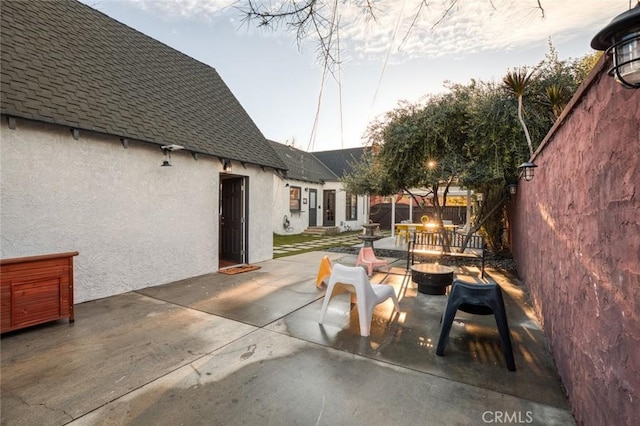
219;174;247;268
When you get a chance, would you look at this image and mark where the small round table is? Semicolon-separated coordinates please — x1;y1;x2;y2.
410;264;454;295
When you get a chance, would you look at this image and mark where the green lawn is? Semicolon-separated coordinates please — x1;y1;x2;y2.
272;231;364;258
273;231;362;246
273;233;322;246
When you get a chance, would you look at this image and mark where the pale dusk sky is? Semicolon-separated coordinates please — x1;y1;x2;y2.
81;0;627;151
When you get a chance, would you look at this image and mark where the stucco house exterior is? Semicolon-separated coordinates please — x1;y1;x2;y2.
311;147;370;232
268;143;369;234
268;141;335;234
0;0;287;303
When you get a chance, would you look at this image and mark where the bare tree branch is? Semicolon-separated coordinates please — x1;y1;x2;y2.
430;0;459;31
536;0;545;18
400;0;429;50
239;1;547;69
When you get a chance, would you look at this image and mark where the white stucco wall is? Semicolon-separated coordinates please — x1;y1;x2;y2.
1;119;274;302
323;182;369;232
271;178;324;234
245;168;275;263
271;177;369;234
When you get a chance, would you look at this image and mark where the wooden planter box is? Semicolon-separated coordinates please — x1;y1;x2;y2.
1;251;79;334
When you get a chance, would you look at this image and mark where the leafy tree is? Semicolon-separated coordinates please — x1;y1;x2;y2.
343;46;597;253
348;88;480;250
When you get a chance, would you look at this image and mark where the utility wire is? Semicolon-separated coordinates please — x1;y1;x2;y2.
307;0;341;152
336;20;344;149
368;0;407;125
307;59;330;152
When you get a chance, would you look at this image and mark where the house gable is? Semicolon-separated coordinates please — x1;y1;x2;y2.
311;148;366;180
0;0;286;172
268;140;337;184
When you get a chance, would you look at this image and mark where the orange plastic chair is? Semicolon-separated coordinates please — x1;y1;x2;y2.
316;255;333;288
355;247;389;276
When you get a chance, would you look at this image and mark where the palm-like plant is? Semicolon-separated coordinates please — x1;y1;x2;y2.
543;84;569;119
503;68;535;156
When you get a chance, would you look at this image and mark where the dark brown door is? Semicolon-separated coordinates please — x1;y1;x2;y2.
220;176;244;265
309;189;317;226
323;190;335;226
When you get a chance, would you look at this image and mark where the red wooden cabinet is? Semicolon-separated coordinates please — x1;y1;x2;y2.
1;252;79;333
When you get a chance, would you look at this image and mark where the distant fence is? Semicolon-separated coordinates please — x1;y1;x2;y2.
369;203;467;229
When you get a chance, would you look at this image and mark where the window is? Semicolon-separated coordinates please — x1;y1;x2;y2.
346;193;358;220
289;186;301;212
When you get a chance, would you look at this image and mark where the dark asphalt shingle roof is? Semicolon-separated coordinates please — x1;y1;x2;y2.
268;141;337;183
0;0;286;171
311;147;366;180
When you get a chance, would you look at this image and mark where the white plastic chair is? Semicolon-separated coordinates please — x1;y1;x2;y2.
355;247;389;276
319;263;399;337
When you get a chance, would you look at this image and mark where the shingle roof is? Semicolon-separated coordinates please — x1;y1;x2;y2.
311;147;366;180
0;0;286;171
268;140;337;183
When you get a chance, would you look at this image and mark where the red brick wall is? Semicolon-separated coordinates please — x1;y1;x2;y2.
510;56;639;425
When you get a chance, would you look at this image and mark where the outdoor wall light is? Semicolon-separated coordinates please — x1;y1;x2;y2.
518;162;538;181
160;144;184;167
222;158;232;173
591;2;640;89
161;149;172;166
508;184;517;195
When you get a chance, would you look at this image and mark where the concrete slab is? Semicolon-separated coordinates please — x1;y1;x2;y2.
1;292;256;425
1;251;575;425
69;329;573;426
266;267;568;409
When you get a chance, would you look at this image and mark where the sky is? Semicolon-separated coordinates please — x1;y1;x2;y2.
81;0;628;152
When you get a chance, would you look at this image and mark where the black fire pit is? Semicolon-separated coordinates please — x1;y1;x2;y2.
411;263;454;295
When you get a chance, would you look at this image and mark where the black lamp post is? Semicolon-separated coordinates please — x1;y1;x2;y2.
518;162;538;182
591;2;640;89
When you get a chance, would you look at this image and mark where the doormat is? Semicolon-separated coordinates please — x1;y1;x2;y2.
219;265;261;275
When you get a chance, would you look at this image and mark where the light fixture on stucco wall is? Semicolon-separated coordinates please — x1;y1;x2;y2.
591;2;640;89
508;184;517;195
161;152;171;166
518;162;538;181
221;158;232;173
160;144;184;167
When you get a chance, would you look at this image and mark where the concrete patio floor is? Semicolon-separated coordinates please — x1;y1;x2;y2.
1;248;574;425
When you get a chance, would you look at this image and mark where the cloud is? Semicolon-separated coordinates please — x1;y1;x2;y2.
128;0;236;21
339;0;624;60
124;0;624;60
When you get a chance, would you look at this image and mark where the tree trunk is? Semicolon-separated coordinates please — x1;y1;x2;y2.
459;194;508;252
518;95;534;157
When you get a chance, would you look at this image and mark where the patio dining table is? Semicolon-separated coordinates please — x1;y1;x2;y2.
394;223;457;234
